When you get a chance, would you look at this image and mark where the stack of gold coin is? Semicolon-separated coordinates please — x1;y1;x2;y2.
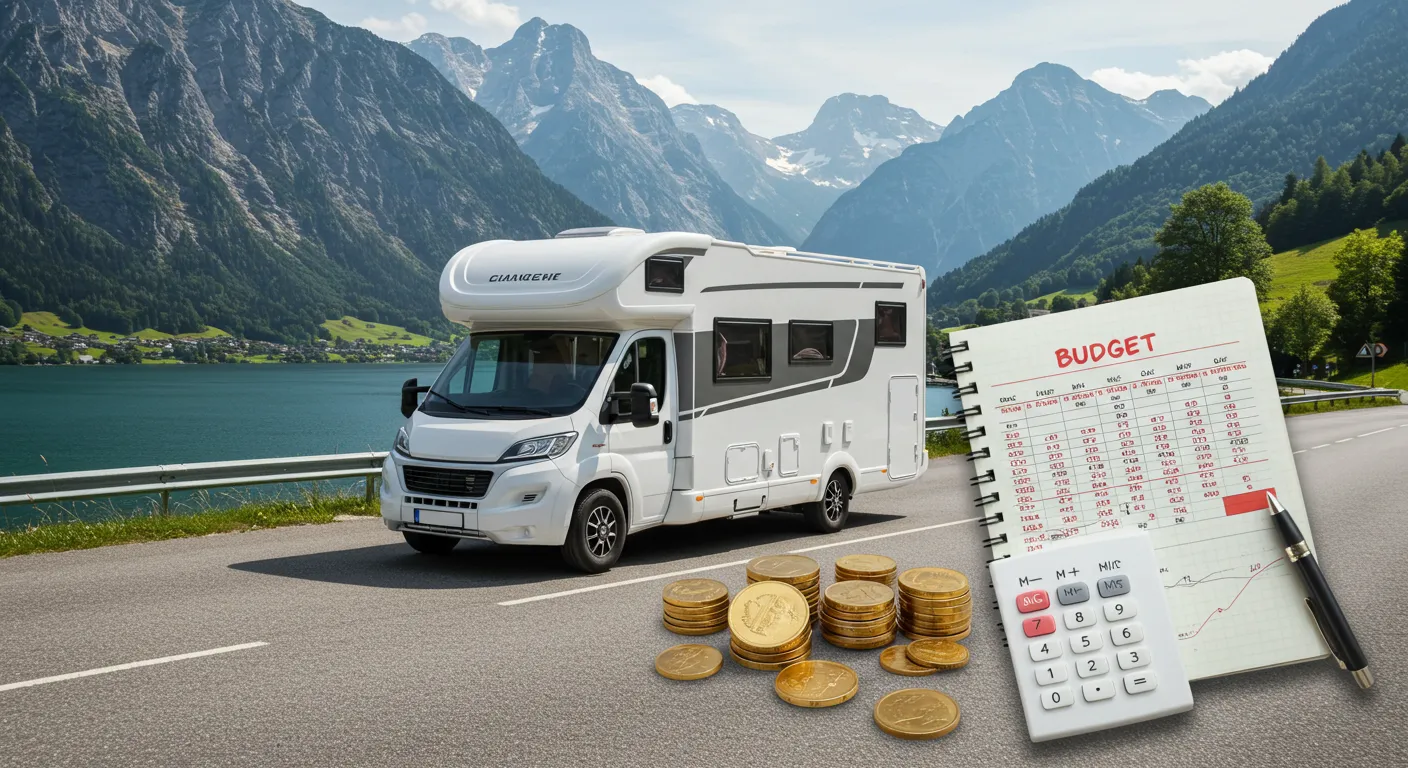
662;578;729;636
896;567;972;641
746;555;821;622
728;581;813;670
834;554;897;586
819;580;897;649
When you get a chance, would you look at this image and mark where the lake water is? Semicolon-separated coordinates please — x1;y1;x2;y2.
0;365;958;525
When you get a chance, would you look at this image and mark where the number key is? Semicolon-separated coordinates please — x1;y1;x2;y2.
1040;686;1075;710
1069;631;1104;655
1111;622;1145;646
1023;615;1056;637
1103;598;1137;621
1029;639;1062;661
1035;663;1069;686
1063;607;1095;630
1118;649;1150;669
1077;655;1110;679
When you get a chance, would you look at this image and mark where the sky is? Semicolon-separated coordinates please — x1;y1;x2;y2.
303;0;1347;137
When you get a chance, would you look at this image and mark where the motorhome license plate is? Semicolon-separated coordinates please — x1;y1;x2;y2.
413;509;464;528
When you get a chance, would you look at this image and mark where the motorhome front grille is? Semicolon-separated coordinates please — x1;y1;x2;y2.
404;495;477;510
402;466;493;498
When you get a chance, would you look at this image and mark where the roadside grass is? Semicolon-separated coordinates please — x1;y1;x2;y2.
1282;395;1403;418
1335;359;1408;391
0;493;379;558
321;316;432;347
1263;220;1407;311
926;428;971;458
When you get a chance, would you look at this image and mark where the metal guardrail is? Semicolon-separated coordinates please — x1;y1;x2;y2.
1275;377;1370;392
1279;389;1403;406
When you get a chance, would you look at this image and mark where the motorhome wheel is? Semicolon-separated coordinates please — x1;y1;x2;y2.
563;488;627;573
804;471;851;533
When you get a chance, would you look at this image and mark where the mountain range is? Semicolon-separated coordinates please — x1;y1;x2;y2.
929;0;1408;307
672;96;944;243
409;22;787;244
802;64;1210;276
0;0;604;340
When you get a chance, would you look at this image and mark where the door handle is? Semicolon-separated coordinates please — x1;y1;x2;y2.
663;420;673;445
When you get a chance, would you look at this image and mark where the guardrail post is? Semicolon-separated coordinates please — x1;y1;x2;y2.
364;475;376;504
160;489;170;516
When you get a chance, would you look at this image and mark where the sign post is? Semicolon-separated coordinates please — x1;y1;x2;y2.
1357;341;1388;387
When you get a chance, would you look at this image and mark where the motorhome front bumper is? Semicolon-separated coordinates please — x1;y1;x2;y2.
380;454;575;546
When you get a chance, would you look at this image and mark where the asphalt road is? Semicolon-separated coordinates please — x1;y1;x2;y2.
2;407;1407;767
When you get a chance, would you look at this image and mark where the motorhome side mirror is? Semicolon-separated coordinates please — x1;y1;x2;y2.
629;383;660;428
401;377;430;418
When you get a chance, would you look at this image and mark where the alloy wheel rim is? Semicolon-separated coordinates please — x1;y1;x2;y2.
586;505;618;557
824;481;845;522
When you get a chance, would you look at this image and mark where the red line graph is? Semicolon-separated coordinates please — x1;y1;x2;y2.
1179;556;1285;639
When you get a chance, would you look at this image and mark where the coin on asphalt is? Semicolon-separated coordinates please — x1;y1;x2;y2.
662;578;729;608
730;638;812;663
730;646;805;671
655;644;723;680
874;689;960;740
773;660;859;708
897;568;969;599
823;580;895;613
905;639;970;670
746;555;820;584
880;645;936;677
728;581;810;651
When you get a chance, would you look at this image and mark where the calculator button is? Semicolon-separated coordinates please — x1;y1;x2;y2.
1035;663;1069;686
1069;631;1103;654
1076;655;1110;679
1016;590;1050;613
1081;679;1116;702
1117;649;1150;670
1029;639;1062;661
1040;686;1075;710
1124;671;1158;694
1097;576;1130;598
1111;623;1145;646
1056;582;1089;605
1103;598;1137;621
1063;607;1096;630
1022;615;1056;637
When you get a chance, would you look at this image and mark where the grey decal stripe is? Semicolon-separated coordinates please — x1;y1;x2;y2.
861;281;904;289
703;380;832;417
701;282;860;293
653;247;708;258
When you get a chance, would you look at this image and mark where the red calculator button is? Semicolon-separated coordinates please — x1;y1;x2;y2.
1023;615;1056;637
1017;590;1050;613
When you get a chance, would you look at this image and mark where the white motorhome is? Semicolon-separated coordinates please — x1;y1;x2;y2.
380;228;928;572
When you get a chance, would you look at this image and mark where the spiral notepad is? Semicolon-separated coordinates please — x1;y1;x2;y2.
948;278;1328;680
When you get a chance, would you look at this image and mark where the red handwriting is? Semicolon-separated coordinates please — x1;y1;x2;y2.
1055;333;1157;369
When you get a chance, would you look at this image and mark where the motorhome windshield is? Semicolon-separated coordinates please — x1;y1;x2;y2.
423;331;619;418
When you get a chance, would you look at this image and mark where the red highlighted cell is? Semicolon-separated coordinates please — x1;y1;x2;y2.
1223;488;1276;516
1016;590;1051;613
1023;615;1056;637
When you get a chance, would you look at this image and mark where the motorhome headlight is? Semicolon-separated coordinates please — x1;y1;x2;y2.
393;426;411;457
500;432;578;462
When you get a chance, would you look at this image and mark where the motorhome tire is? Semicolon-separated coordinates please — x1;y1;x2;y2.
804;471;851;533
402;531;459;554
563;488;627;573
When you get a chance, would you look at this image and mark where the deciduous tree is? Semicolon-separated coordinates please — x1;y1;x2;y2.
1148;183;1273;298
1327;228;1404;353
1272;285;1339;365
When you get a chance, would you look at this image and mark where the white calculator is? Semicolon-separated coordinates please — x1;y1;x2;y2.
989;530;1194;742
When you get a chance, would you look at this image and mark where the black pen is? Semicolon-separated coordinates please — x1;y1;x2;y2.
1267;492;1373;688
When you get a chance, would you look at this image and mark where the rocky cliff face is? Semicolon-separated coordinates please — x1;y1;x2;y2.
0;0;606;339
409;20;787;244
802;64;1210;275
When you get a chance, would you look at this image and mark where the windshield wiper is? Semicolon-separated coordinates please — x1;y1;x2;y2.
423;388;478;414
472;405;555;417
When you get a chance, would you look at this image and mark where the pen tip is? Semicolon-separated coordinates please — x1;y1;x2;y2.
1266;492;1285;515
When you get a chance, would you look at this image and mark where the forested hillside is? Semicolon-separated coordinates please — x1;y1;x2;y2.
1259;135;1408;250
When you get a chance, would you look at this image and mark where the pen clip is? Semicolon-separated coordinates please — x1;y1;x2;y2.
1304;597;1346;670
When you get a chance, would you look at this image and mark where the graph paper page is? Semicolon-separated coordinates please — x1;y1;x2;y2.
952;278;1328;679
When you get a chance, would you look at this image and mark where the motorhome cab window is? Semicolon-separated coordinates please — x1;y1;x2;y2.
788;321;834;362
611;338;668;415
644;256;685;293
426;331;617;417
875;302;907;346
714;319;772;380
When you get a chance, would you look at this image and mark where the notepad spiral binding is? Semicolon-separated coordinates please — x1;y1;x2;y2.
943;338;1011;564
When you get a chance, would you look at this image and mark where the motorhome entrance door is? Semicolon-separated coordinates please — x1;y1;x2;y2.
887;376;921;480
606;332;676;523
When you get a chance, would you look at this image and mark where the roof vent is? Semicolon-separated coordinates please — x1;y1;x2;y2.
555;227;647;239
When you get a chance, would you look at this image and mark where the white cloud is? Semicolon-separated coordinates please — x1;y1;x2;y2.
637;75;698;107
429;0;522;34
1090;49;1276;103
358;12;429;40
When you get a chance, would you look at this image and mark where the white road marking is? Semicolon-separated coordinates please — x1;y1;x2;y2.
1292;450;1306;455
1358;428;1393;438
498;517;982;606
1335;438;1354;444
1311;444;1331;450
0;642;268;693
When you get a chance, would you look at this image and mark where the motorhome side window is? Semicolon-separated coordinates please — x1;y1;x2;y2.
875;302;907;346
788;321;833;363
644;256;685;293
714;319;771;380
611;338;668;415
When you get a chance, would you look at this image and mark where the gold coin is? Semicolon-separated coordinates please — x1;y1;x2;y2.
820;607;896;628
773;660;859;708
834;554;897;576
654;644;724;680
663;613;730;629
662;579;730;608
822;603;897;622
897;568;969;599
905;639;970;670
730;646;808;671
823;581;895;613
663;618;726;636
664;606;730;623
899;591;972;607
822;630;895;650
899;625;972;642
874;689;960;740
880;645;936;677
730;637;812;663
899;600;972;618
821;620;896;639
746;555;820;583
900;613;971;631
728;581;810;652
